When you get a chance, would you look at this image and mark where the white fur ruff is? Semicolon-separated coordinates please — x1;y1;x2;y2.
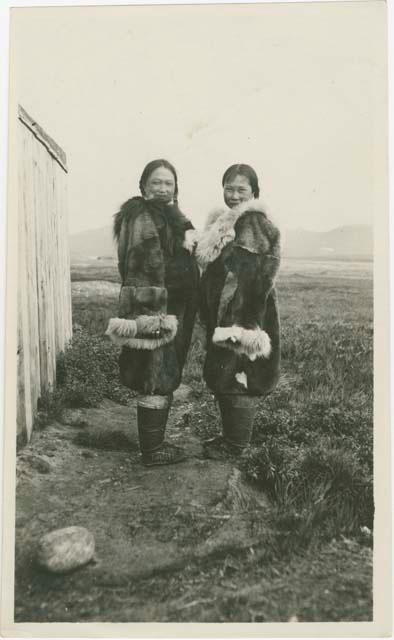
196;199;269;270
212;325;271;361
105;315;178;350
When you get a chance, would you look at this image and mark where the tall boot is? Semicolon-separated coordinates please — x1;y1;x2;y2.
204;394;258;460
137;394;186;466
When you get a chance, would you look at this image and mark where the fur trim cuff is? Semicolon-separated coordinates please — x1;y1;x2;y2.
105;315;178;350
183;229;199;253
212;325;271;361
138;395;171;409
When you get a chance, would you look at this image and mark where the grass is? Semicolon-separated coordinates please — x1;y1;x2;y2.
23;261;374;622
182;271;373;552
28;258;373;621
70;257;120;284
135;536;372;622
250;273;373;545
68;263;373;546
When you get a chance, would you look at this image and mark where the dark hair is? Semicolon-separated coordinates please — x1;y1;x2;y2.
222;164;260;198
139;159;179;202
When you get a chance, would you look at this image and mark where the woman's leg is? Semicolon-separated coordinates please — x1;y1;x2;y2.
204;394;258;459
137;394;185;466
218;394;258;449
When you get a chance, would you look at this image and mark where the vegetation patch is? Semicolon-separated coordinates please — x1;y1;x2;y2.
27;267;372;621
240;314;373;549
36;325;135;428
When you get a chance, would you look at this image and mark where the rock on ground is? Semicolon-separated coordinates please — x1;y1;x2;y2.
14;387;272;621
36;526;95;573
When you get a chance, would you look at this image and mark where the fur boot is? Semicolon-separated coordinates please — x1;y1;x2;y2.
204;394;258;460
137;395;185;466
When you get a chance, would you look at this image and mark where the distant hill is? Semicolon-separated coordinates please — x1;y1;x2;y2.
69;223;373;260
282;225;372;258
70;225;116;259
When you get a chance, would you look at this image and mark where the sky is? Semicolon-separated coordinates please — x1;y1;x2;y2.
10;2;386;234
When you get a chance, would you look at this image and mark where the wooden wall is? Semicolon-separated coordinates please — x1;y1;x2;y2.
17;106;72;444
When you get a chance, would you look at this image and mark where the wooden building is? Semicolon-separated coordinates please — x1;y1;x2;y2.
17;106;72;444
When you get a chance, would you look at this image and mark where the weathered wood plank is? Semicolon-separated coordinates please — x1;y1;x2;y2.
35;139;49;393
18;125;33;440
25;129;41;420
45;148;57;388
17;106;71;443
53;159;63;354
17;125;27;440
58;167;72;345
18;105;67;172
61;171;73;342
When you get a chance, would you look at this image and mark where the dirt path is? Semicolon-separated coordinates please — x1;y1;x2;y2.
15;386;277;622
15;384;372;622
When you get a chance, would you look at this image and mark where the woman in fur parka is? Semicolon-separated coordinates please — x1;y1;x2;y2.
106;159;199;466
196;164;281;459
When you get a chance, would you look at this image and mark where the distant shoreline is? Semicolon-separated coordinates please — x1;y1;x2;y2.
283;255;373;263
70;254;373;264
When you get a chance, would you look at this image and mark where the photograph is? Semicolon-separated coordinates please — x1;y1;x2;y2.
1;0;391;634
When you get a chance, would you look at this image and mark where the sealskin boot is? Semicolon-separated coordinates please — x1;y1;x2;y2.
204;394;257;461
137;395;186;467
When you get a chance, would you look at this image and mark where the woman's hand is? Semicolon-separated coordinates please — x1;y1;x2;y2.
183;229;199;253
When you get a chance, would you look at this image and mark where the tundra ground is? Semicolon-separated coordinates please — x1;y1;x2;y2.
14;257;373;622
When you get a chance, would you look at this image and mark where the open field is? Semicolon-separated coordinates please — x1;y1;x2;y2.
15;257;373;622
71;255;373;332
70;256;374;540
71;255;373;283
70;257;373;616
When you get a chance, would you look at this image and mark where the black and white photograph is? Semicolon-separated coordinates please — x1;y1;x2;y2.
0;0;391;634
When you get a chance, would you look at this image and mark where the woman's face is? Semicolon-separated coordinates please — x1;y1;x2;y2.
223;174;254;208
143;167;176;203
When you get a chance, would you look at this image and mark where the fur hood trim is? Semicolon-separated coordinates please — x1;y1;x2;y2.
113;196;193;243
196;199;270;269
212;325;272;361
105;315;178;350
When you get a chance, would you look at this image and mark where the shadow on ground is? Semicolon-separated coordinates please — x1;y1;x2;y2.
15;385;372;623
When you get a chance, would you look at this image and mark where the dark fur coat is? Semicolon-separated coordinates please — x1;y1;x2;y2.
106;197;199;395
196;199;281;396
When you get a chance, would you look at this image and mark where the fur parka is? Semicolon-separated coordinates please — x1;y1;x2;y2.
106;196;199;395
196;199;281;396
